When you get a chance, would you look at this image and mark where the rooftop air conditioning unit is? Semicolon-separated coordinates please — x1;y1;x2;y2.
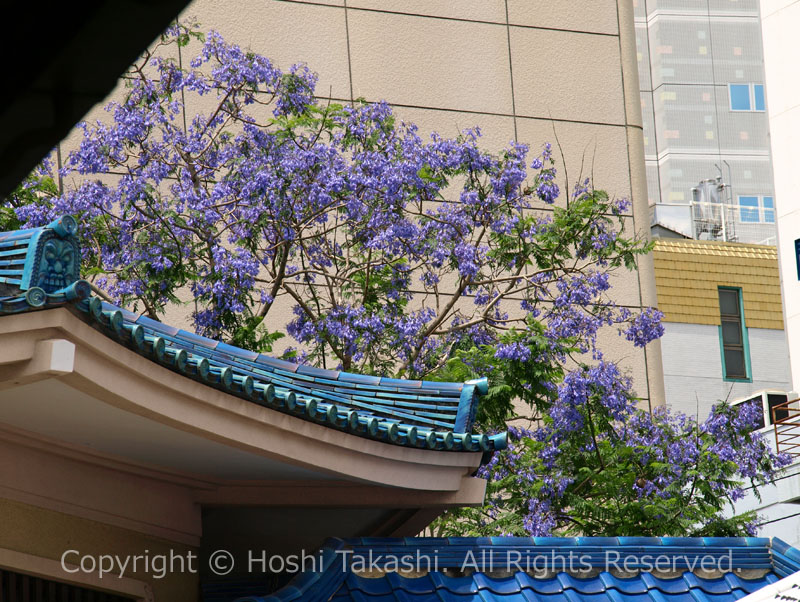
691;177;726;240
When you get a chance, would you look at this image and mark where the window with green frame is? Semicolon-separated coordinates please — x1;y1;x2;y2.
718;287;751;381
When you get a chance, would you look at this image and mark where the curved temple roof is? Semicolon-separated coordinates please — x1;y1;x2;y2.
0;216;507;453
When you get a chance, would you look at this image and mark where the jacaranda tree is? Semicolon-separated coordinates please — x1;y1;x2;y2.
9;23;789;536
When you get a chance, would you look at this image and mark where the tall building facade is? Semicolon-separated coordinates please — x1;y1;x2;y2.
636;1;800;540
759;0;800;393
636;0;777;245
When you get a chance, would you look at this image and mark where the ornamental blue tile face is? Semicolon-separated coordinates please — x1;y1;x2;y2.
0;216;90;311
0;217;506;453
36;236;79;292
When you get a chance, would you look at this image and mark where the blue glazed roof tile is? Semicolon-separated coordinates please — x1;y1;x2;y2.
338;372;381;385
256;354;299;372
0;218;505;454
110;304;141;323
617;538;665;547
177;328;219;349
233;538;800;602
533;538;582;547
779;545;800;564
136;314;180;336
595;575;648;596
296;364;341;379
380;377;423;389
215;341;260;362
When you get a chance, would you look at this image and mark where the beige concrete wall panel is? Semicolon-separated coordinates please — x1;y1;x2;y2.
645;335;665;408
760;0;800;390
390;106;516;152
626;126;649;234
606;265;650;308
347;0;507;23
515;118;631;205
507;0;619;35
616;0;643;129
186;79;302;125
509;28;625;125
761;0;792;19
759;1;800;118
624;124;658;368
348;11;513;114
590;326;651;401
0;435;200;545
769;110;800;220
286;0;344;5
183;0;351;100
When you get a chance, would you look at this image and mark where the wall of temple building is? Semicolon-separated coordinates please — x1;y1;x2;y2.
0;498;198;601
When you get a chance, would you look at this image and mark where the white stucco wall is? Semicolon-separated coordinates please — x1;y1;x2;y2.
760;0;800;393
734;454;800;546
661;321;791;419
662;317;799;541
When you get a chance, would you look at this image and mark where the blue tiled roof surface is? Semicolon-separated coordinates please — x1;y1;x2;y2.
332;570;777;602
0;218;506;452
234;537;800;602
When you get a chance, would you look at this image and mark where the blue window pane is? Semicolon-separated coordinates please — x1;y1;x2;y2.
754;85;766;111
740;196;759;222
730;84;751;111
763;197;774;222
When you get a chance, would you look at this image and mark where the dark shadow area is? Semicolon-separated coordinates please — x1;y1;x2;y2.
0;1;189;197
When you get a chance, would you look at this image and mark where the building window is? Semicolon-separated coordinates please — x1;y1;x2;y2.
795;239;800;280
764;196;775;222
731;391;790;429
739;195;775;223
729;83;765;112
718;287;750;381
754;84;766;111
